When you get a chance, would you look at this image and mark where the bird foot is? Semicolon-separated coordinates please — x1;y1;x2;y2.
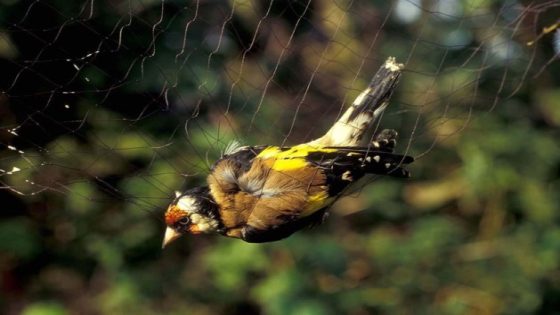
371;129;398;152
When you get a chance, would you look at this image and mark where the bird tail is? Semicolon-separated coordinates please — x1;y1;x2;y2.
308;57;403;147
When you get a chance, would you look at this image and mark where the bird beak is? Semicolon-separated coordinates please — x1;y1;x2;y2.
162;227;181;249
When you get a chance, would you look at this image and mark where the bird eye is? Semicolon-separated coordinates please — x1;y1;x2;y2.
178;217;190;225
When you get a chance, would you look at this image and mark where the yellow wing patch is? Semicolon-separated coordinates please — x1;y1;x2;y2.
302;191;334;216
257;144;336;171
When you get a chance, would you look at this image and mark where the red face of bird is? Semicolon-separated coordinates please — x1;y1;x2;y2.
162;190;220;248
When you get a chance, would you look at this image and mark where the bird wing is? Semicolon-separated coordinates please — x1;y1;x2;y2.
239;153;330;242
240;144;414;241
311;146;414;174
208;144;413;243
208;145;330;241
304;146;413;196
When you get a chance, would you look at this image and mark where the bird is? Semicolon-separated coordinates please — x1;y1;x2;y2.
162;57;413;246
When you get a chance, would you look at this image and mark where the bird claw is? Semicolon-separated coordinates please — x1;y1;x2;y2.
371;129;398;152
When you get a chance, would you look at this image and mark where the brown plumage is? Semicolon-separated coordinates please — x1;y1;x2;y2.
208;154;328;238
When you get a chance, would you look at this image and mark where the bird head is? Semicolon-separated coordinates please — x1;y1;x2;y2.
162;186;221;248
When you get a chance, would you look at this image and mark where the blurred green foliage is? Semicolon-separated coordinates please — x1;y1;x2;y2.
1;0;560;314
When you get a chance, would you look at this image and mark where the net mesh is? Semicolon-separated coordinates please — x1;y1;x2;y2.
1;0;558;216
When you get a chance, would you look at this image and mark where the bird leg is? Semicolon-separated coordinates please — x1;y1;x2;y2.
371;129;398;153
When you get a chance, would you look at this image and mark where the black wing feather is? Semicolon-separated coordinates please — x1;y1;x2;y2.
306;147;414;196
